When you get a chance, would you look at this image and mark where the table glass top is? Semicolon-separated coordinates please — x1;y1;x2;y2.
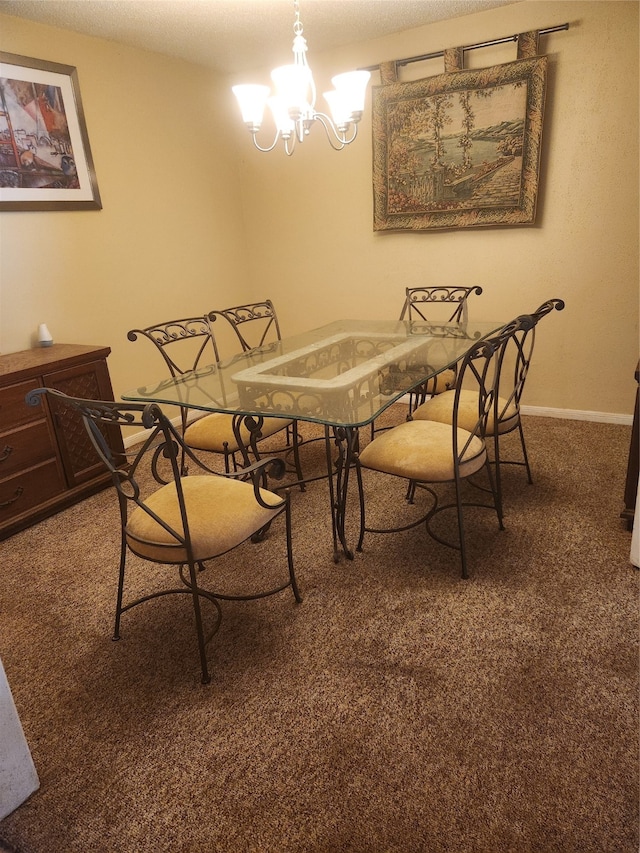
122;318;504;428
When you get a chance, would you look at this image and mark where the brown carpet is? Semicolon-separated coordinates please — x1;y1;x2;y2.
0;412;637;853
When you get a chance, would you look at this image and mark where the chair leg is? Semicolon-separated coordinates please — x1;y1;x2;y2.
353;447;366;554
454;474;469;580
223;443;232;475
291;421;305;492
517;420;533;484
112;533;128;641
484;458;504;531
493;431;504;523
285;500;302;603
356;456;366;553
454;459;504;579
185;561;211;684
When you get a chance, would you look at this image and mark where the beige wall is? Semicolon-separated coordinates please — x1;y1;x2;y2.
0;13;250;397
1;0;638;418
233;0;639;418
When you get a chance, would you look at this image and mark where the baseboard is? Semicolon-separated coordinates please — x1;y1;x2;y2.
520;405;633;426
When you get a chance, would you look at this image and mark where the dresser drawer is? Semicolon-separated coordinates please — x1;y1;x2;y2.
0;378;43;431
0;459;65;523
0;420;58;478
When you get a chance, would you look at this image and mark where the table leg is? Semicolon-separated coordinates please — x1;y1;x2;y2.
325;425;363;563
247;418;363;563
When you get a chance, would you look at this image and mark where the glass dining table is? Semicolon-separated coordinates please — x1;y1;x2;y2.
122;318;504;561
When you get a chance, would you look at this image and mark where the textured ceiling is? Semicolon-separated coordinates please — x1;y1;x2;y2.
0;0;520;74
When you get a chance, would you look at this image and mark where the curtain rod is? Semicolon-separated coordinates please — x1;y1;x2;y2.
361;23;569;72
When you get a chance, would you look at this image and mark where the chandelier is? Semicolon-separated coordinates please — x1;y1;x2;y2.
232;0;370;155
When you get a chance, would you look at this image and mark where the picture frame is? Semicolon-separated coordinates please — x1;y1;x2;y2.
372;56;547;231
0;52;101;211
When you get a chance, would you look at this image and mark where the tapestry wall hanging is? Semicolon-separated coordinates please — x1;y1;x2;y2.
372;55;548;231
0;52;101;211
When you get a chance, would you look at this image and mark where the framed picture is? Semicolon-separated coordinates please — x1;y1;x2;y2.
0;52;101;211
372;56;547;231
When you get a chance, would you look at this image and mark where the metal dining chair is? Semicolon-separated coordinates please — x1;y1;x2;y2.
127;315;300;480
371;285;484;440
410;298;566;513
400;285;484;402
356;315;532;579
27;387;301;684
208;300;305;487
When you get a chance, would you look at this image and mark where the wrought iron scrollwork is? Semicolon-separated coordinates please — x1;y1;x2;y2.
209;300;282;352
127;317;212;349
400;286;484;324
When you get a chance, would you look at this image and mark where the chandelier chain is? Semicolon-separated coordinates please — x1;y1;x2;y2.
293;0;303;37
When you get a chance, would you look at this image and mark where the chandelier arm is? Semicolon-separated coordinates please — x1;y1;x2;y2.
250;130;284;153
312;113;359;150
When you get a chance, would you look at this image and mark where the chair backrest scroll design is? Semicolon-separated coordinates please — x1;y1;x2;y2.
126;316;220;379
400;286;484;323
209;300;282;353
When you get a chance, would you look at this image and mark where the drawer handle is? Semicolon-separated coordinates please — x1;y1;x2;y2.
0;445;13;463
1;486;23;508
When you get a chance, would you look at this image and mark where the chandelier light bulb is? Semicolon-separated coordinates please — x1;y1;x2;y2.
268;96;296;137
271;63;314;117
331;70;370;116
232;84;270;131
323;89;352;130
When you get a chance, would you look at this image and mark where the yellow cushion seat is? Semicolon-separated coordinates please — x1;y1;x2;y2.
411;389;519;435
358;419;486;483
421;368;456;396
184;412;293;454
126;475;284;563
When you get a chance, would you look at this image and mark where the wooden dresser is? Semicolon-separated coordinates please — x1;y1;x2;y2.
0;344;124;540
